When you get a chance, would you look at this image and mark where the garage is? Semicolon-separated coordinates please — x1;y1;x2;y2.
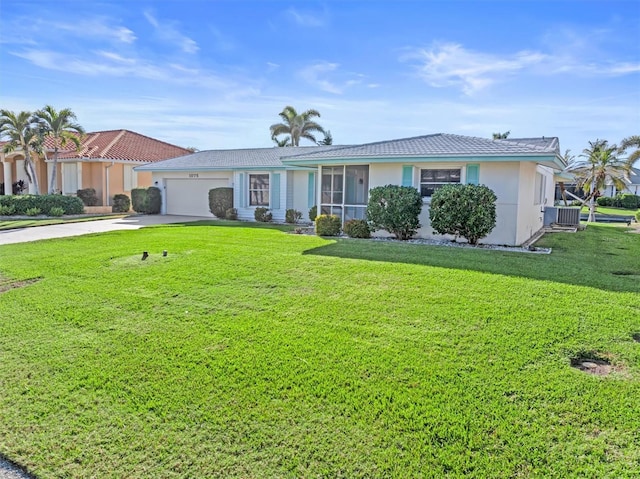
165;178;230;216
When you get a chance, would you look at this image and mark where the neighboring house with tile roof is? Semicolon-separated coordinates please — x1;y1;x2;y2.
0;130;191;205
137;133;565;245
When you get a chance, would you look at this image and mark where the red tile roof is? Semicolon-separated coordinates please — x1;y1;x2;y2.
54;129;191;163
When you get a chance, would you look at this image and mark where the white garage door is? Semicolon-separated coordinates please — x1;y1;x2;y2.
166;178;230;216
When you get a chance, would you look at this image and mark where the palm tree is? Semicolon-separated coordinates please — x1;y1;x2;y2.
271;133;291;147
492;131;510;140
567;139;629;222
33;105;85;194
619;135;640;168
0;109;40;194
270;106;325;147
317;130;333;146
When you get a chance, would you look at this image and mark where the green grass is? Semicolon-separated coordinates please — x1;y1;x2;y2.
0;214;127;231
1;223;639;478
580;205;638;217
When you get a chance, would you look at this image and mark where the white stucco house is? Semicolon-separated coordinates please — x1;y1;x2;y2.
135;146;344;222
136;133;566;246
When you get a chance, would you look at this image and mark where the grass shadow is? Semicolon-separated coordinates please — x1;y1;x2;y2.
302;225;640;294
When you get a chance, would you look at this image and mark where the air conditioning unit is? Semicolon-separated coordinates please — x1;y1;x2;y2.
544;206;580;226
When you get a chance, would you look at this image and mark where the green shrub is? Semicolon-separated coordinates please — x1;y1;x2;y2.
636;210;640;222
614;193;640;209
208;187;234;218
225;207;238;220
25;207;41;216
309;205;318;222
0;195;84;215
131;187;162;214
367;185;422;240
0;204;16;215
429;184;497;245
147;187;162;214
48;206;65;217
315;214;341;236
254;207;272;222
285;209;302;224
343;219;371;238
77;188;99;206
131;188;148;213
596;196;613;207
112;194;131;213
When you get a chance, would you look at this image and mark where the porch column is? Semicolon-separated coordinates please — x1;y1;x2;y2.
47;162;54;193
2;162;12;195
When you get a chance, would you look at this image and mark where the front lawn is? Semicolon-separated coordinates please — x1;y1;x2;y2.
581;205;639;217
0;223;639;477
0;214;127;231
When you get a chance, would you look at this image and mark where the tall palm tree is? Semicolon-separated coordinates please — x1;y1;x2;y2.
33;105;85;194
619;135;640;168
270;106;325;147
0;109;40;194
567;139;629;222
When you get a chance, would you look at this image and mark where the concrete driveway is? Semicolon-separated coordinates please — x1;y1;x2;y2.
0;215;214;246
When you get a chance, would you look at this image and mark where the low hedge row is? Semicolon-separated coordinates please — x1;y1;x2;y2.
0;194;84;215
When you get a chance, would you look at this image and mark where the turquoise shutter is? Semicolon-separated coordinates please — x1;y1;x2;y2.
308;172;316;208
466;164;479;185
271;173;280;210
239;173;246;207
402;165;413;187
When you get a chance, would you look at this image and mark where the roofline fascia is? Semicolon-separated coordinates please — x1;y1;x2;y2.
283;154;566;169
133;165;316;172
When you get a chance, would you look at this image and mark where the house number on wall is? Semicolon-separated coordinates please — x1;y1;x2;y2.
188;173;199;178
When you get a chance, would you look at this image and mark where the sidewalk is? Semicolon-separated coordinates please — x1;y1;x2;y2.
0;215;213;246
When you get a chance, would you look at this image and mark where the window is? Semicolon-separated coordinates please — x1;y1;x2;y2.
420;168;461;197
534;172;547;205
249;174;269;206
321;165;369;222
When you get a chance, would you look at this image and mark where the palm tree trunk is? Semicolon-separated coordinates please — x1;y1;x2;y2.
25;156;39;195
49;148;58;194
588;178;596;222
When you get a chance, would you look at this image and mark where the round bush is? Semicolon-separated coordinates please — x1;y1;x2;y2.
209;187;233;218
254;207;272;222
112;194;131;213
429;184;497;245
309;205;318;222
315;214;341;236
596;196;613;207
225;207;238;220
343;219;371;238
367;185;422;240
285;209;302;224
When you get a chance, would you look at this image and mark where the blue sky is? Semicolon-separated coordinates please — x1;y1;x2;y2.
1;0;639;159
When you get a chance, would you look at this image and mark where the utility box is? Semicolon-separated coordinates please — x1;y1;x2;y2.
544;207;580;226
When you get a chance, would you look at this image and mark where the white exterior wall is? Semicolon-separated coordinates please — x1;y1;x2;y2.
366;161;544;246
291;170;315;221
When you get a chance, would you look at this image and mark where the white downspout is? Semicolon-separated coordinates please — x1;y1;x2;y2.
105;161;114;206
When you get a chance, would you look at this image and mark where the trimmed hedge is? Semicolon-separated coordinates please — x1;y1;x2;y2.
77;188;99;206
429;184;497;245
209;187;233;218
285;209;302;224
596;194;640;209
131;187;162;214
112;194;131;213
367;185;422;240
343;219;371;238
0;194;84;215
315;214;341;236
254;207;272;222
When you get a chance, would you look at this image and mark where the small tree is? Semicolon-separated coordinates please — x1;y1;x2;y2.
429;184;497;245
367;185;422;240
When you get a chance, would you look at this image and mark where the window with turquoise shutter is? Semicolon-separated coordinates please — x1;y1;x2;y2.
271;173;280;210
466;164;479;185
402;165;413;187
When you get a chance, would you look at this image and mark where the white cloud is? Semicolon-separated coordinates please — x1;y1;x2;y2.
143;10;199;54
402;42;546;95
285;7;327;27
298;62;364;94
